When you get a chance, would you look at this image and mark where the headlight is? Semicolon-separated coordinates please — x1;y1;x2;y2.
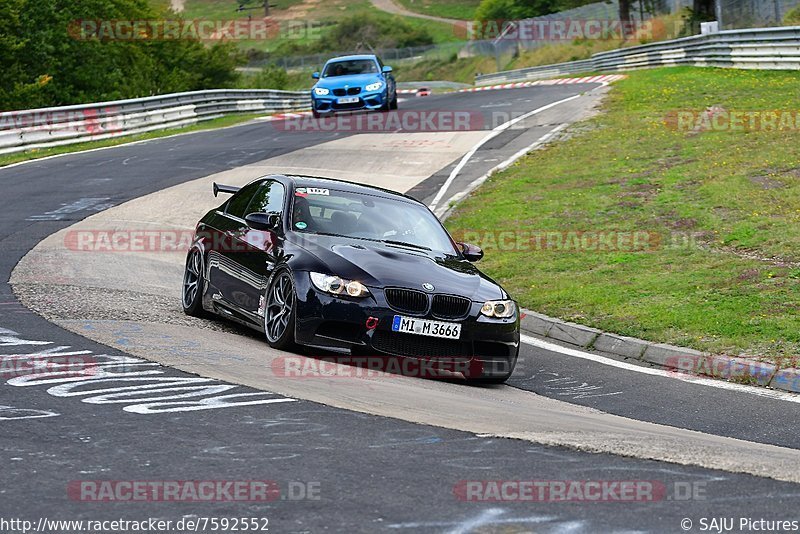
480;300;516;318
310;272;370;298
313;87;329;96
365;81;383;92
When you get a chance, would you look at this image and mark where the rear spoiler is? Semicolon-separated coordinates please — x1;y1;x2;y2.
213;182;240;197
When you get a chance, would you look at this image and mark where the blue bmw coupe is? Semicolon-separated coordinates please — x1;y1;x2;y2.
310;54;398;118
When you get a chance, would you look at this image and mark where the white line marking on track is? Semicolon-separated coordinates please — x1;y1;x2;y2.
520;335;800;403
435;122;568;218
427;93;582;213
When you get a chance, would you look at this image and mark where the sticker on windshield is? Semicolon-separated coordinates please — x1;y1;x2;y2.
296;187;328;196
295;221;308;230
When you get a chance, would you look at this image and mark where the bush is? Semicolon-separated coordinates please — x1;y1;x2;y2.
317;14;434;51
239;64;289;90
784;5;800;25
474;0;591;21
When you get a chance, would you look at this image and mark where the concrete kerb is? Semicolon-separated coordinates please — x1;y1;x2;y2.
519;308;793;393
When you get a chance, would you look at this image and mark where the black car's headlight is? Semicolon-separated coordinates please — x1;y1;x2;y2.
309;272;370;297
480;300;516;318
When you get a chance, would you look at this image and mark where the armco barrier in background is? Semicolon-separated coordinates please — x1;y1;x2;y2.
0;89;310;155
476;25;800;85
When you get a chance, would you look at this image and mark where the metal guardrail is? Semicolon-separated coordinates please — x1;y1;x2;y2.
475;26;800;85
0;88;310;155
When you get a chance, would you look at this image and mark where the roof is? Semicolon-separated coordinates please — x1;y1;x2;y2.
323;54;378;63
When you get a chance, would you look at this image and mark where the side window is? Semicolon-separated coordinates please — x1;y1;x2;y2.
225;181;262;219
246;180;285;216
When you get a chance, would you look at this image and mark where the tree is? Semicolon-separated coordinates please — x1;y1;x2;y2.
1;0;244;110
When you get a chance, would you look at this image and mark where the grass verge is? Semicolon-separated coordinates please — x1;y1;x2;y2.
178;0;461;53
0;113;270;168
394;0;480;20
445;66;800;364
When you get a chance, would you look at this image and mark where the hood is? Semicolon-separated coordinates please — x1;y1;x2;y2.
315;73;383;90
292;234;506;302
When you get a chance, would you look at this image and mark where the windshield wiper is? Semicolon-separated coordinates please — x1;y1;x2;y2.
381;239;431;251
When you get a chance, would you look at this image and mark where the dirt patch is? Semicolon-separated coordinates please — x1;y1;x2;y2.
749;174;787;190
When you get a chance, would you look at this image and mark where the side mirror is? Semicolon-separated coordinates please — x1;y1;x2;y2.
312;71;320;79
458;242;483;262
245;211;282;232
382;65;393;73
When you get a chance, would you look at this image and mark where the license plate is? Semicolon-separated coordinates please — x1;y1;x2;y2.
337;96;359;104
391;315;461;339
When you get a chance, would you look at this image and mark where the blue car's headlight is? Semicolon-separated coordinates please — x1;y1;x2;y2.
365;81;383;92
313;87;330;96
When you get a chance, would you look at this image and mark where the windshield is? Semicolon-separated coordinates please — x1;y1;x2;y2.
322;60;379;77
291;187;457;255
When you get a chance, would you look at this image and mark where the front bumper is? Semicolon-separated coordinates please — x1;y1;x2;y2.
293;273;520;379
312;89;388;113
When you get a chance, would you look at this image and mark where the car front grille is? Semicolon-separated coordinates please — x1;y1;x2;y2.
332;100;364;110
431;295;471;319
372;331;471;359
332;87;361;96
384;288;429;314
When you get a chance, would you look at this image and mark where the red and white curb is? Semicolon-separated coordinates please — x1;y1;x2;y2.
462;74;626;92
258;111;313;121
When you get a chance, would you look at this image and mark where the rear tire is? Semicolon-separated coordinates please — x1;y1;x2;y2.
264;270;298;350
182;248;206;317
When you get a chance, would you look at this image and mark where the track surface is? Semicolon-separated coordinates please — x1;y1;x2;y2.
2;86;800;532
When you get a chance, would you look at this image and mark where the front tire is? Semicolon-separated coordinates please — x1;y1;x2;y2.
312;109;321;119
182;248;206;317
264;270;297;350
390;91;398;110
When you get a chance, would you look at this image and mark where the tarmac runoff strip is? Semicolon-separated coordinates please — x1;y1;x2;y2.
12;122;800;484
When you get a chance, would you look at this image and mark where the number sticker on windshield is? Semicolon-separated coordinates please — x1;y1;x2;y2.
295;187;328;196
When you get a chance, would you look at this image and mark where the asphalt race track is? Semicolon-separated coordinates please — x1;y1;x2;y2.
2;85;800;533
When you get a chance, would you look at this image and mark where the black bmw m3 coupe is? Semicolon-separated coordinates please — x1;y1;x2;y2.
182;175;519;383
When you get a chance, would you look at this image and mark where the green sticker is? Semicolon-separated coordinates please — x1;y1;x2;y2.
295;221;308;229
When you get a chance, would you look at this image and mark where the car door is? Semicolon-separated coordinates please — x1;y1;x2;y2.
213;179;287;322
206;180;263;318
234;179;287;321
